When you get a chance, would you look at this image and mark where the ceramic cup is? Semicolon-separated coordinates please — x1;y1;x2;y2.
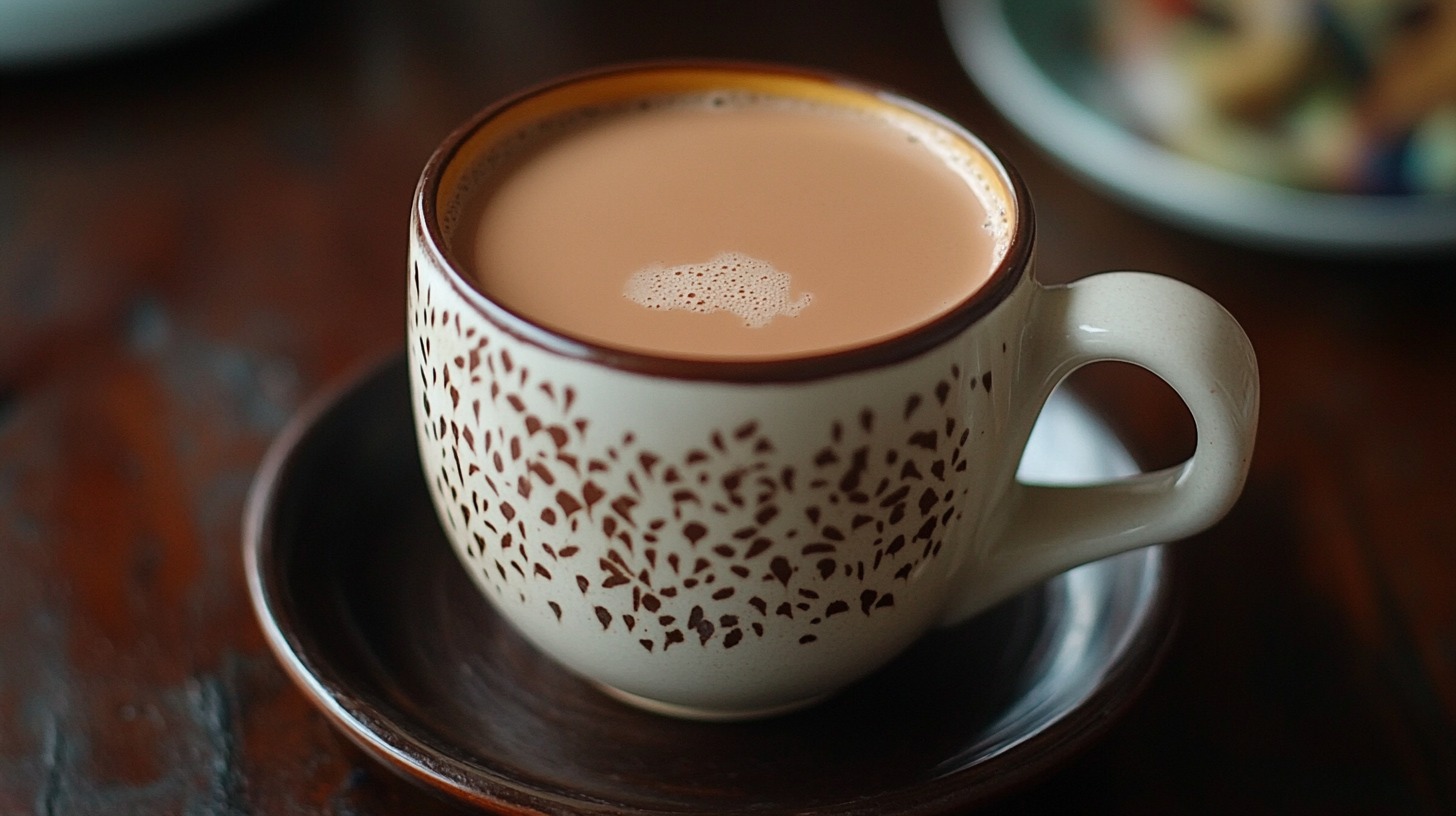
406;63;1259;720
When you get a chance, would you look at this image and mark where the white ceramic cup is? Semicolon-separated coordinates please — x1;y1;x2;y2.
406;63;1259;720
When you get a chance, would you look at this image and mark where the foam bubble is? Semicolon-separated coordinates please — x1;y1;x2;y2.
624;252;811;328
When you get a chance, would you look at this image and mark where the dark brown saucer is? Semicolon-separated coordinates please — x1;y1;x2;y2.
244;354;1176;815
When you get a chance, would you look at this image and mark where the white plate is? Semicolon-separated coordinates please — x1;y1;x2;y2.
0;0;268;66
941;0;1456;253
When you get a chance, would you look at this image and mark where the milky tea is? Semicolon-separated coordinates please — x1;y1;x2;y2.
442;87;1010;359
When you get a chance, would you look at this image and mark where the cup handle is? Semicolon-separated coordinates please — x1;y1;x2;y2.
940;271;1259;625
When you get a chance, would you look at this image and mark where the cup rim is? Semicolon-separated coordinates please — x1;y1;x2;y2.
413;60;1035;383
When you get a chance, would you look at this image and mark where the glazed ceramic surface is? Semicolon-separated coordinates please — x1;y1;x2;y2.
244;354;1177;814
940;0;1456;252
407;63;1259;718
0;0;267;64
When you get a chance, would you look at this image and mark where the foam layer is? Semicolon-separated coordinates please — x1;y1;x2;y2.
624;252;812;328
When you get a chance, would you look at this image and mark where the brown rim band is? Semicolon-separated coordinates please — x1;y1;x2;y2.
414;60;1035;383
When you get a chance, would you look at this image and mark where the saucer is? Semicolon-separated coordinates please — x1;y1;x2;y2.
245;354;1175;814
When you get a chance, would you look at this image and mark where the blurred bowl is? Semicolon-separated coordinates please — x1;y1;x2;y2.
941;0;1456;254
0;0;269;66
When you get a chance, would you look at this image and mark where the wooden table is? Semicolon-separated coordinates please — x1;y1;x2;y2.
3;1;1452;812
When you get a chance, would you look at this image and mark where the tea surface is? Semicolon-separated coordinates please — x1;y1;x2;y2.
455;94;1004;359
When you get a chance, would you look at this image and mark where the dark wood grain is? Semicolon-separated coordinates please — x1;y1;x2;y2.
2;0;1453;813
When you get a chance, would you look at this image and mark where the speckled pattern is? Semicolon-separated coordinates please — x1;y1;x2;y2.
409;262;1002;656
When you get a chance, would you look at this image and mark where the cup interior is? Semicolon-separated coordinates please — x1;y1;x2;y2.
413;62;1033;380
